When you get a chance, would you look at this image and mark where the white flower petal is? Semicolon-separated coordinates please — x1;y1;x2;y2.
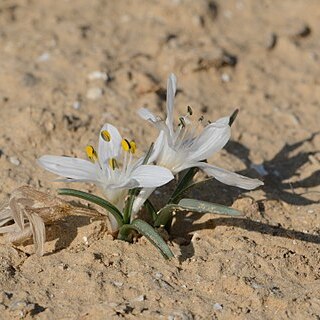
198;162;264;190
138;108;158;122
98;123;122;164
188;118;231;162
148;130;165;163
165;73;177;136
131;187;155;216
130;165;174;188
38;155;99;182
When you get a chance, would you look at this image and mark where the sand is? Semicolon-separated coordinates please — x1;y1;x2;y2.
0;0;319;319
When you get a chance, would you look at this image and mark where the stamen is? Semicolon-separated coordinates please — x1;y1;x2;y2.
187;105;193;115
198;115;204;122
101;130;111;142
121;139;131;152
229;108;239;126
108;158;118;170
130;140;136;154
179;117;186;128
85;145;98;162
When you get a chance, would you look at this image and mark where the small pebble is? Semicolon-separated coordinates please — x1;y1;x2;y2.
154;272;163;280
9;157;20;166
112;281;123;288
88;71;109;81
72;101;81;110
286;21;311;39
86;87;103;100
82;236;89;245
191;232;201;242
44;121;55;132
132;295;145;302
213;303;223;311
37;52;50;62
221;73;231;82
265;32;277;50
294;24;311;38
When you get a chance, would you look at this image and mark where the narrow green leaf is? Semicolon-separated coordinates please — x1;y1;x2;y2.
58;188;123;227
168;178;213;203
123;188;140;224
143;142;154;165
154;198;242;228
144;199;158;222
121;143;155;224
120;219;174;259
168;167;198;204
178;198;242;216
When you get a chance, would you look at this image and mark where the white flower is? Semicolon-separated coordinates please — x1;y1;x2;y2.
133;73;263;213
38;123;174;231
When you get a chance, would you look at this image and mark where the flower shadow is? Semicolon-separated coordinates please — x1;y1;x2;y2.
224;132;320;205
171;210;320;262
169;132;319;261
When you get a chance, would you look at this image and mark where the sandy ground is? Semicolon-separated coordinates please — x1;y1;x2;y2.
0;0;319;319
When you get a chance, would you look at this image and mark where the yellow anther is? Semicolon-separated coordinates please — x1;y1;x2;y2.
121;139;131;152
108;158;118;170
130;140;136;154
86;145;98;162
101;130;111;142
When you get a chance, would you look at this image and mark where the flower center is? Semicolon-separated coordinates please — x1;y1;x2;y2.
85;131;137;183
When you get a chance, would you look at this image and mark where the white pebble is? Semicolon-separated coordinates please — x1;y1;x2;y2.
86;87;103;100
221;73;231;82
37;52;50;62
213;303;223;311
132;295;145;302
87;71;109;81
9;157;20;166
112;281;123;287
73;101;81;110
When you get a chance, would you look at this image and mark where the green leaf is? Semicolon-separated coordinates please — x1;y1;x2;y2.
154;198;242;228
123;188;140;224
144;199;158;222
120;143;156;224
58;188;123;227
178;198;243;216
142;142;154;165
168;167;198;204
119;219;174;259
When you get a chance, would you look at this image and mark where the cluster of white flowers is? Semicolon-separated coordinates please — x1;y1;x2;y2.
38;74;263;233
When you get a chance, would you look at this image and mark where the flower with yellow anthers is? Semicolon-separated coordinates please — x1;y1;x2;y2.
38;123;174;231
133;73;263;213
